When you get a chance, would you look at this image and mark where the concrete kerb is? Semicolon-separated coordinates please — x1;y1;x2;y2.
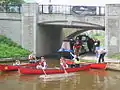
80;55;120;71
0;57;28;63
80;54;120;63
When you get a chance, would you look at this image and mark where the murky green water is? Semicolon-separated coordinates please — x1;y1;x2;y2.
0;59;120;90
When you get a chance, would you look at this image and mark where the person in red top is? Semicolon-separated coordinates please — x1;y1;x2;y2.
36;57;47;69
73;41;82;56
60;57;68;69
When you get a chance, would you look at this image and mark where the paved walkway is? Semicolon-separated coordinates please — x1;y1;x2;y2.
81;53;120;71
81;53;120;63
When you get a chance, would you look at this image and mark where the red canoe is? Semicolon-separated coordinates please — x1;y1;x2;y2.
0;65;18;71
65;59;107;69
0;62;39;72
18;64;91;75
90;63;107;69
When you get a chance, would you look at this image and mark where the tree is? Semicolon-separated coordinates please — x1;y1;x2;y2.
0;0;25;5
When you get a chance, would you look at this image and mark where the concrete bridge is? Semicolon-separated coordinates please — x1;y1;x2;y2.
0;3;119;56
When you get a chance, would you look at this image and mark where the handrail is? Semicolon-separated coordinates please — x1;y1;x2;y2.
38;4;105;16
0;4;21;13
0;4;105;16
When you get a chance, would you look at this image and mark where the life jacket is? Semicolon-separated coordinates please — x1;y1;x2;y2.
39;61;47;67
74;58;80;64
60;59;68;68
73;44;81;49
60;62;68;68
63;63;68;68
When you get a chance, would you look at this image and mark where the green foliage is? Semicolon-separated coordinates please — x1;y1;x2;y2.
80;59;96;63
90;32;105;47
0;35;21;48
0;35;30;58
0;0;24;5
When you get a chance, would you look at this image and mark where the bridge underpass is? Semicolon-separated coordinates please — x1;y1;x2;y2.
35;20;105;57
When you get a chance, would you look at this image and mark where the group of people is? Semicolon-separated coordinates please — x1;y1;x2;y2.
26;50;81;70
28;52;48;69
13;52;48;70
71;35;107;63
13;38;105;70
70;35;103;55
60;56;81;69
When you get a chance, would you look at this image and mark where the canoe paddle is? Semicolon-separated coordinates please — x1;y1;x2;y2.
42;68;47;77
62;65;68;74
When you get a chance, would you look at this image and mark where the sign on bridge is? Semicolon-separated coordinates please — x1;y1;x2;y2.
71;6;96;15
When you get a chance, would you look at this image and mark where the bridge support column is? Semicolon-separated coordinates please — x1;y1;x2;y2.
21;3;39;54
36;25;63;56
105;4;120;56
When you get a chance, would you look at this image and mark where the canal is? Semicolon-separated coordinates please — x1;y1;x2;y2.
0;59;120;90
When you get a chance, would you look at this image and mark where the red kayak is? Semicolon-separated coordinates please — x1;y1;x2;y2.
0;62;39;72
65;59;107;69
18;64;90;75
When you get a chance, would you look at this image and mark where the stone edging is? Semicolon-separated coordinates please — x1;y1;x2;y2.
0;57;28;62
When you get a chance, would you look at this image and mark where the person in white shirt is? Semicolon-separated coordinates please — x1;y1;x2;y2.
60;57;68;70
28;51;37;63
97;48;106;63
13;60;20;66
36;57;47;69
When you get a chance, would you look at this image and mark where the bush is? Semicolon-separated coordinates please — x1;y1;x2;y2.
90;33;105;47
0;35;30;58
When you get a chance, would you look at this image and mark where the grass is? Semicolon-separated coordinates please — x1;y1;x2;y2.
108;53;120;60
0;35;30;58
80;59;96;63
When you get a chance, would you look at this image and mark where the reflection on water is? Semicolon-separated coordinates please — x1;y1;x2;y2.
0;59;120;90
39;73;76;82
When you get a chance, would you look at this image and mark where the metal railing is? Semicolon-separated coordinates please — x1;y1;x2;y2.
0;4;105;15
0;4;21;13
39;4;105;16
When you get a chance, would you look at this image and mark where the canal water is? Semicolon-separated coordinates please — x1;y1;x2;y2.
0;59;120;90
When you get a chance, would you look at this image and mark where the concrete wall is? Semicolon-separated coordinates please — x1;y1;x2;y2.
0;13;21;44
105;4;120;56
0;13;21;20
36;25;63;56
21;3;39;54
38;14;105;27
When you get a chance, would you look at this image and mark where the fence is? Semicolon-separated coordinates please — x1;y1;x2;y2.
0;4;21;13
39;4;105;16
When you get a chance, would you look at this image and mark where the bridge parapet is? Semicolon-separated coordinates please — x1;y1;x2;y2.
38;14;105;27
0;4;21;13
38;5;105;27
38;4;105;16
